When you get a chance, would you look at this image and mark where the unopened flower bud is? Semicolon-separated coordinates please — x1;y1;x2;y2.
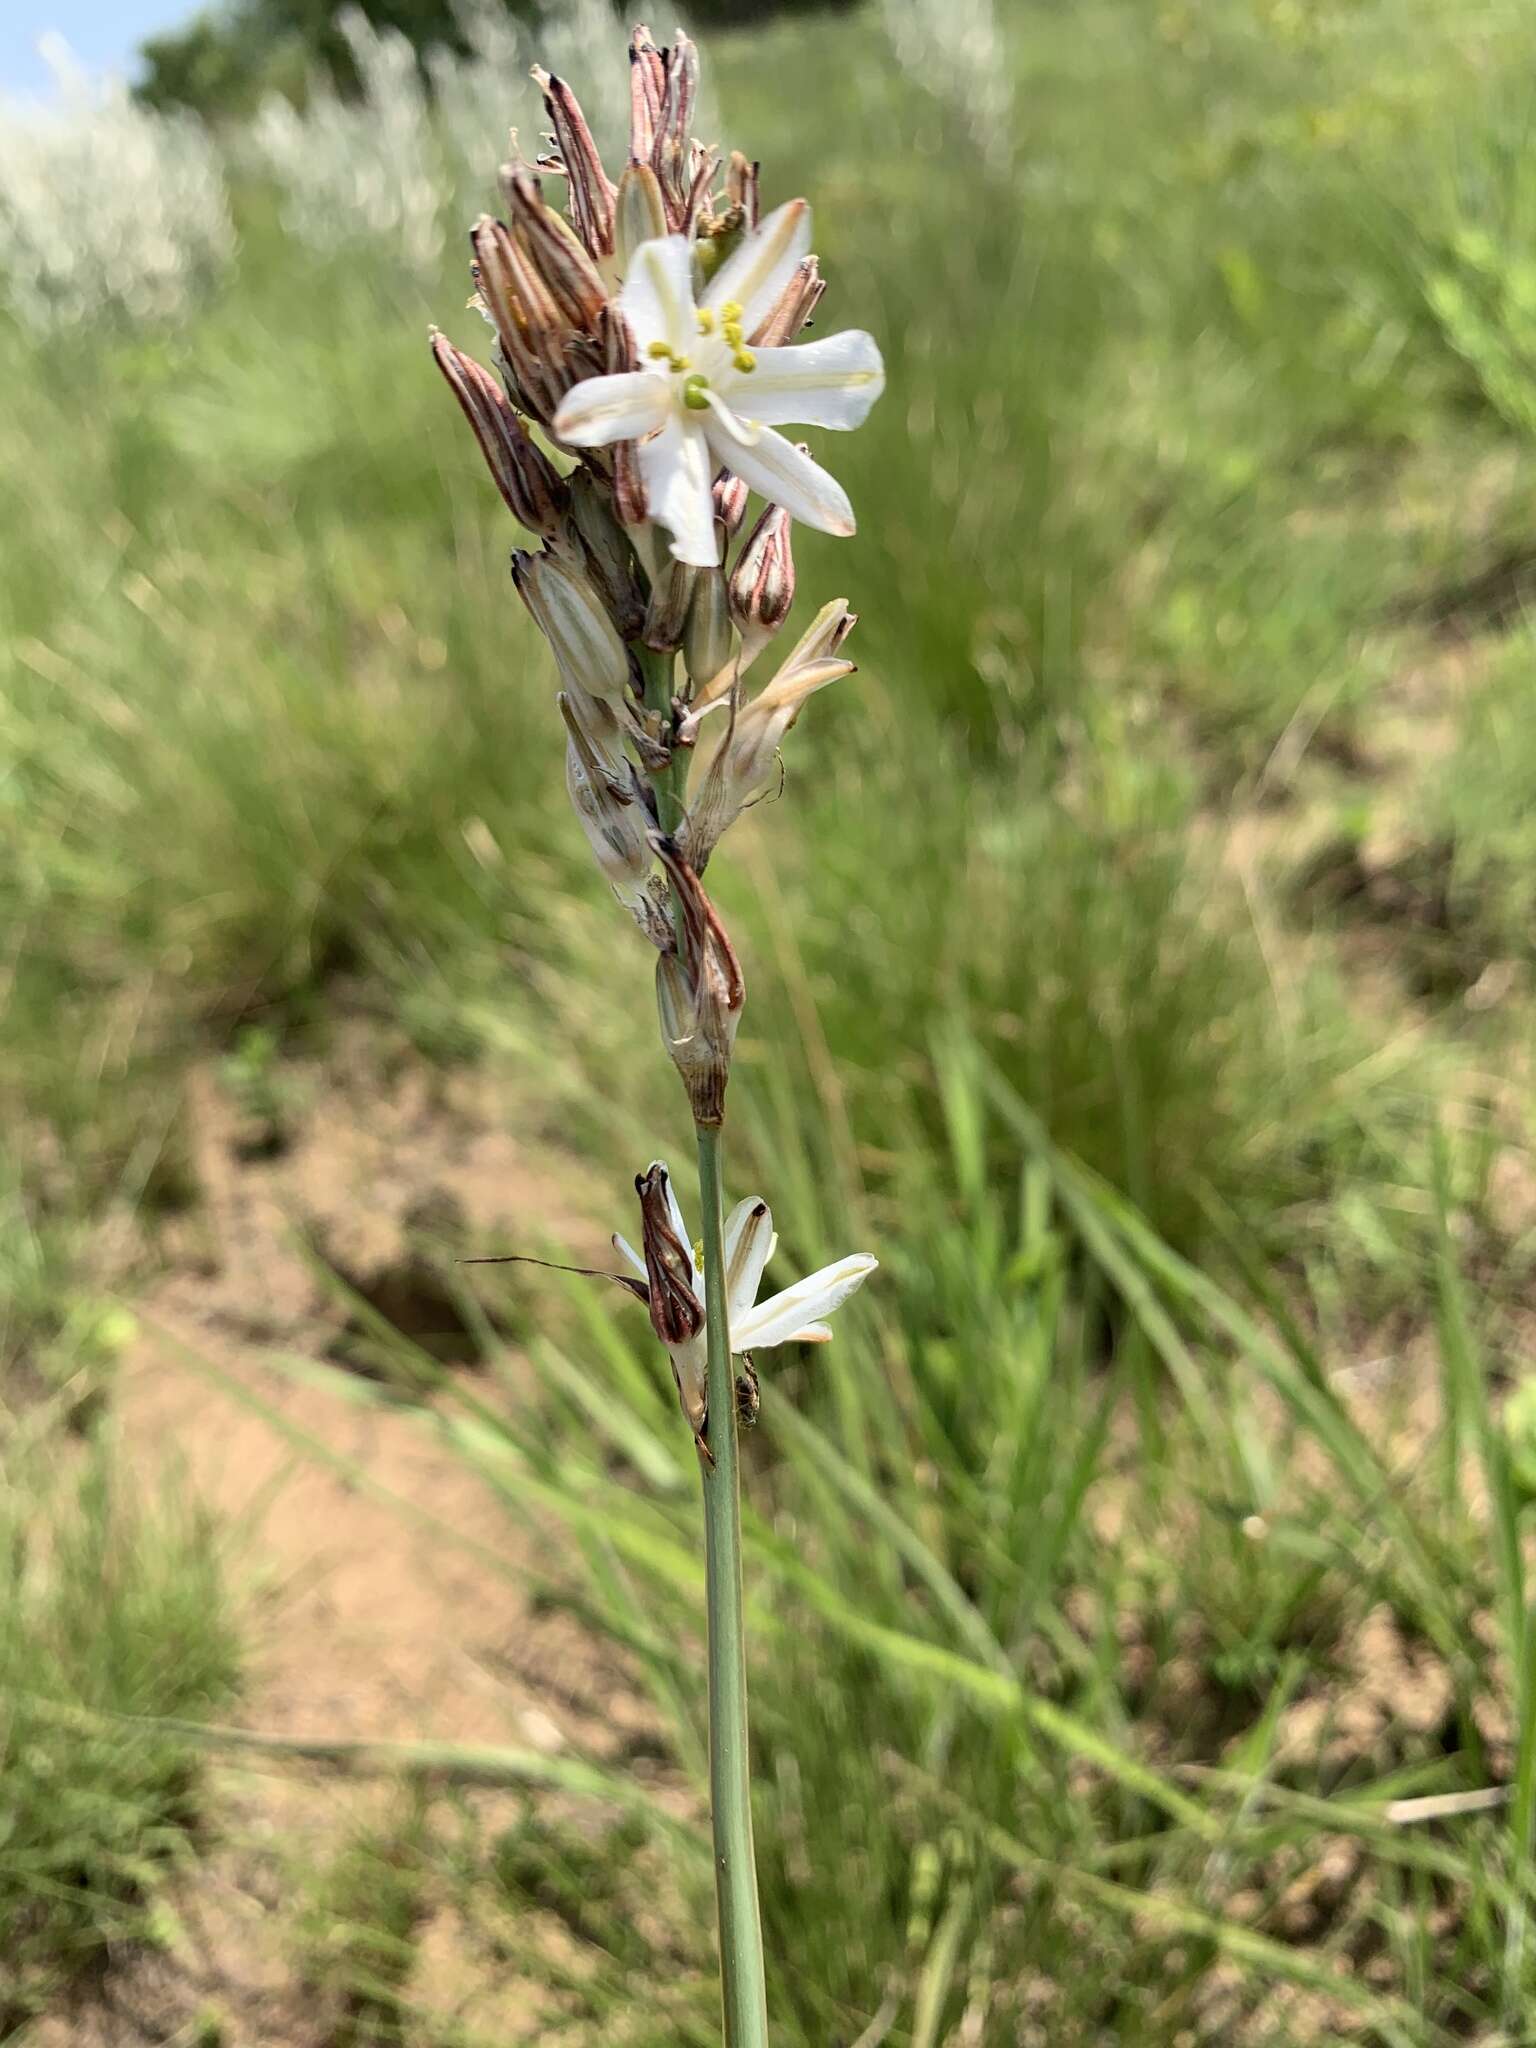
513;550;631;702
614;162;668;271
533;68;615;259
751;255;826;347
430;331;568;536
651;835;744;1127
569;470;647;639
643;557;698;653
501;166;608;334
628;24;667;167
712;469;749;538
728;503;795;649
472;215;567;424
683;568;734;692
654;34;699;227
725;151;760;231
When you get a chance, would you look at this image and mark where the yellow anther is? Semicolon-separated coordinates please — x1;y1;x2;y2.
695;307;717;335
646;340;691;369
723;322;744;350
719;301;743;322
732;348;756;374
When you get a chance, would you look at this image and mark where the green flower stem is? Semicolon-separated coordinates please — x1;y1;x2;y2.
696;1118;770;2048
635;641;689;835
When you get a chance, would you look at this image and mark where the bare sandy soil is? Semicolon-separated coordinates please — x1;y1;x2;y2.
32;1028;648;2046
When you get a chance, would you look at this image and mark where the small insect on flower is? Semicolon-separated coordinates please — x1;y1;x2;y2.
615;1162;877;1461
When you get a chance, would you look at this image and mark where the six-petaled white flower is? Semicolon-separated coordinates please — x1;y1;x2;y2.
553;201;886;568
618;1161;877;1437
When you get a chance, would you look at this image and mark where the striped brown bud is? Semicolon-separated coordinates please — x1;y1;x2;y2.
654;35;699;226
726;151;761;231
471;214;567;424
628;24;666;168
430;331;567;537
751;256;826;347
501;167;608;334
533;68;616;259
712;469;749;538
729;502;795;643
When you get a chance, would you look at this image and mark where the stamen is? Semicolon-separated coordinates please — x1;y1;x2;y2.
722;322;744;350
718;300;743;322
696;308;717;335
732;348;756;374
647;340;692;370
682;372;713;411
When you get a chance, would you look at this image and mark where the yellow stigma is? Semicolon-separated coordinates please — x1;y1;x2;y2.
732;348;756;374
695;307;717;335
682;372;712;411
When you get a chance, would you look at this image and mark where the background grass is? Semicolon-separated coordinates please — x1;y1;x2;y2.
8;0;1536;2038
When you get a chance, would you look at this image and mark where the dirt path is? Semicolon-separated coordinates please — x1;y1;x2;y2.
34;1029;643;2046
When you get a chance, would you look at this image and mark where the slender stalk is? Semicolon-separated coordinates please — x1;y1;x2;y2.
697;1119;770;2048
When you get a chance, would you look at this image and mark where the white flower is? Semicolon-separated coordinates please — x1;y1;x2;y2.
552;202;886;568
618;1163;877;1433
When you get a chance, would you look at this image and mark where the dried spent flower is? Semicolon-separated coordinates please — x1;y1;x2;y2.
652;836;745;1127
681;600;858;870
512;549;632;702
558;689;670;944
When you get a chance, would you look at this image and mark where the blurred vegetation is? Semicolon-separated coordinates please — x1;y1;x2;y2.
8;0;1536;2037
136;0;861;118
0;1442;240;2031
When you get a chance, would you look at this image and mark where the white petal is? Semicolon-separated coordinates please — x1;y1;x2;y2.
640;417;721;566
660;1169;697;1287
554;370;670;448
730;331;886;431
723;1200;775;1331
703;199;811;337
613;1232;647;1281
733;1253;878;1350
619;234;698;357
704;423;854;538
